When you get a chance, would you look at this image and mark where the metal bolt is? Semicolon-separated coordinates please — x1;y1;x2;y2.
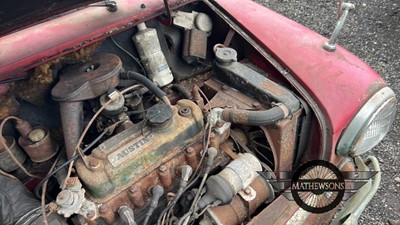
210;132;216;139
252;102;261;109
99;144;106;151
129;186;137;194
179;107;191;117
66;178;75;187
216;120;224;128
89;158;101;169
129;186;144;208
244;188;252;195
186;147;195;154
159;165;167;173
86;211;96;220
202;108;209;116
48;202;60;212
58;193;65;200
99;205;109;214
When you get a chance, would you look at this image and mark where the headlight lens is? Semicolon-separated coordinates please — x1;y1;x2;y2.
337;87;397;156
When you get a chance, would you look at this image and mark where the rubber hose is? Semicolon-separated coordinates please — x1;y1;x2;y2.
171;84;193;100
121;71;169;103
222;106;286;126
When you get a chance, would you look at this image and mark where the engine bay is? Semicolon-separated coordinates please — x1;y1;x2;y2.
0;2;312;225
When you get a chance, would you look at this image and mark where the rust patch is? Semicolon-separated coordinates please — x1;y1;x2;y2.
261;109;302;173
206;177;272;225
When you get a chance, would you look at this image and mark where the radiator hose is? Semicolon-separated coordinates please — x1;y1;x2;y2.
221;103;289;126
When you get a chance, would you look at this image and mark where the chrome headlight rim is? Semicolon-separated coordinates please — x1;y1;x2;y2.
337;86;396;157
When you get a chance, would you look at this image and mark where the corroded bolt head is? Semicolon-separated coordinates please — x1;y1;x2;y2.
209;132;216;139
129;186;137;194
186;147;195;154
86;211;96;219
66;177;77;187
216;120;224;128
252;102;261;109
244;188;252;195
159;165;167;172
89;159;101;168
99;205;109;214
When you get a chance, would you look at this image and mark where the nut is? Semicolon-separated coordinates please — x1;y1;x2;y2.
89;158;101;169
216;120;224;128
179;107;191;117
244;188;252;195
159;165;167;173
186;147;195;154
86;211;96;220
99;205;110;214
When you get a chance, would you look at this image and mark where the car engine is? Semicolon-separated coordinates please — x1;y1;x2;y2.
0;3;308;225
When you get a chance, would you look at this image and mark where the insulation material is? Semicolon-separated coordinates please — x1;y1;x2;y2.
9;41;103;106
0;94;19;120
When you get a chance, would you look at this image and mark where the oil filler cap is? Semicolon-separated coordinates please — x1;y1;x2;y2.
146;104;173;126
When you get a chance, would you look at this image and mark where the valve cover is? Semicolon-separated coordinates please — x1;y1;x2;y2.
75;100;203;201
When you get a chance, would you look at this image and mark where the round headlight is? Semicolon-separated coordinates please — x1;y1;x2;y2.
337;87;397;157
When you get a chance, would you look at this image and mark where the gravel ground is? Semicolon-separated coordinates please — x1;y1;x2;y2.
254;0;400;224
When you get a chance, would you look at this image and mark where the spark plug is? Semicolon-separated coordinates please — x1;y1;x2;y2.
143;185;164;225
118;206;137;225
177;165;193;196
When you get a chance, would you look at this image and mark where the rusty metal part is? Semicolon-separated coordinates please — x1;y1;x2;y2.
59;101;83;159
52;53;121;159
158;165;173;188
209;132;219;149
75;100;204;201
192;85;205;110
261;109;302;172
85;141;232;222
204;78;301;173
99;204;115;224
220;142;238;160
51;53;122;102
182;29;208;64
247;195;299;225
18;126;58;163
129;186;145;208
202;177;272;225
0;136;27;172
178;107;192;117
66;177;80;188
185;147;199;169
15;119;32;138
204;79;257;110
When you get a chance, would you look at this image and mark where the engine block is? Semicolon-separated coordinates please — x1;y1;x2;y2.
75;100;204;202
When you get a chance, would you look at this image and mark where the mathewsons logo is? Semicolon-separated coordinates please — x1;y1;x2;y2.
259;160;377;213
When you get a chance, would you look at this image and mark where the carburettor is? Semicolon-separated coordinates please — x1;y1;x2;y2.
75;99;203;204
